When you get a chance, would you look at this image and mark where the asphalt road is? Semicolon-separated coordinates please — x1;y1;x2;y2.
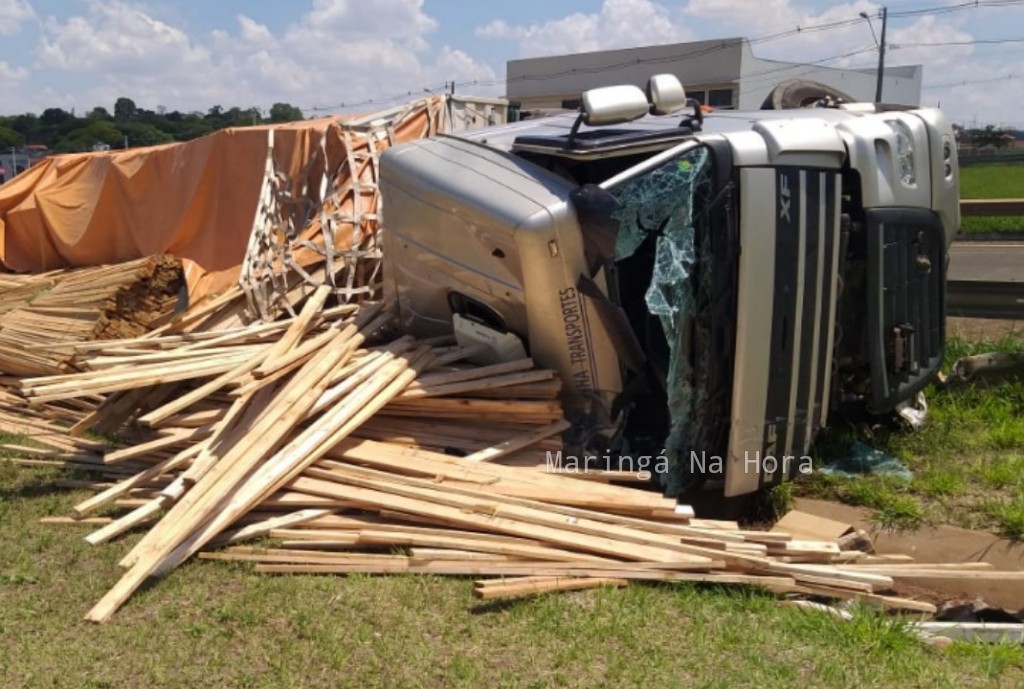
949;241;1024;282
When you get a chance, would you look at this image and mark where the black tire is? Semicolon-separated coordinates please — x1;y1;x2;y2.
761;79;854;110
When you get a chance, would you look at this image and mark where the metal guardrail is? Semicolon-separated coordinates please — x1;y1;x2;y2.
960;153;1024;167
947;280;1024;320
960;199;1024;217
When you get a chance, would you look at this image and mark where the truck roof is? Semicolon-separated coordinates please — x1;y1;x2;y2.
456;105;891;158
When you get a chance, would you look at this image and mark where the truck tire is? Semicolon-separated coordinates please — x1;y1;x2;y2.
761;79;854;109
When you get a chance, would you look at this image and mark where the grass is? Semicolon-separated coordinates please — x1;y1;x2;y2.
803;334;1024;538
958;162;1024;236
1;462;1022;688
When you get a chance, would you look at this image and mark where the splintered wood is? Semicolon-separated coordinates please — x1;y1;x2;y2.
2;282;1015;623
0;256;183;376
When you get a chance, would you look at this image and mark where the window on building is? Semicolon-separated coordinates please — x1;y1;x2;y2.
688;91;706;105
561;98;581;110
708;89;734;109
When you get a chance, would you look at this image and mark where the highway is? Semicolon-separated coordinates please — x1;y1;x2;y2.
949;241;1024;282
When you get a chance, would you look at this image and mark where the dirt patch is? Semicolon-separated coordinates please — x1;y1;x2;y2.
948;317;1023;342
794;498;1024;610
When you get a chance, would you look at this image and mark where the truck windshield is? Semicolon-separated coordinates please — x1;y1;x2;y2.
575;144;721;494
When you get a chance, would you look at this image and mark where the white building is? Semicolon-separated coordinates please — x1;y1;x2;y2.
506;38;922;111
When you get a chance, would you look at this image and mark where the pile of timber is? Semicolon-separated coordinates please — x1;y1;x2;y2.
0;256;183;376
4;285;1024;624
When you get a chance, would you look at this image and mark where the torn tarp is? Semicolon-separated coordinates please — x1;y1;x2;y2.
820;440;914;480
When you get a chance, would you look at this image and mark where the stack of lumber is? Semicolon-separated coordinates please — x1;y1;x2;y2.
4;280;1023;624
0;256;183;376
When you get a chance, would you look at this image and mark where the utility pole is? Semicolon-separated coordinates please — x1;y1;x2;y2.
860;7;888;103
876;7;887;103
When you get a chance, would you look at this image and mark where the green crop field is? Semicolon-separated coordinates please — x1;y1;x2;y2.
959;162;1024;236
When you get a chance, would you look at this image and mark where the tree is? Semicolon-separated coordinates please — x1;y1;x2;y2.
116;122;173;147
87;106;113;121
224;106;246;126
971;125;1012;150
269;102;304;123
54;122;123;152
114;97;138;122
39;107;74;127
0;126;26;148
6;114;39;142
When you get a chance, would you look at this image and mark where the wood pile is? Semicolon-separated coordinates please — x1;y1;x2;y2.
2;272;1022;624
0;256;183;376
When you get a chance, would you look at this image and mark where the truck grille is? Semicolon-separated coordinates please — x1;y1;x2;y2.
865;208;946;412
761;169;841;485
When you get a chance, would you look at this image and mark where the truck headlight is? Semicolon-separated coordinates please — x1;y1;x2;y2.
886;120;916;185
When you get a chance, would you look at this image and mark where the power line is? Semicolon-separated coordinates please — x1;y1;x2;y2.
304;84;447;114
887;0;1024;17
922;72;1019;89
301;1;1024;113
892;36;1024;48
454;44;881;93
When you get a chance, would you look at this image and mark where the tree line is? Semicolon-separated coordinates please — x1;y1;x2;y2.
0;98;306;153
957;124;1022;151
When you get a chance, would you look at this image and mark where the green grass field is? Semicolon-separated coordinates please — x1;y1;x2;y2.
4;334;1024;687
801;334;1024;537
1;462;1023;688
958;162;1024;236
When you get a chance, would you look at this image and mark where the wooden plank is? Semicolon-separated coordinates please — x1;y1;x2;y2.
913;622;1024;643
253;561;794;587
84;329;361;621
291;473;715;566
473;577;629;600
463;420;570;463
772;510;852;541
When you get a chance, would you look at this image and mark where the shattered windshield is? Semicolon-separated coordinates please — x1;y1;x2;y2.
605;146;715;493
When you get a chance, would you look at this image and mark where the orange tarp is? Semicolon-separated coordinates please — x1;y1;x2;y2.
0;98;441;300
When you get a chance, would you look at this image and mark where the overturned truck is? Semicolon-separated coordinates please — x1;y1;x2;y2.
379;75;959;498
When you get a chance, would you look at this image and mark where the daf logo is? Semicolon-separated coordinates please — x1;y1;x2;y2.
778;174;792;223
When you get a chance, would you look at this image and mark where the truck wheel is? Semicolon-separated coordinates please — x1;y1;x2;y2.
761;79;854;109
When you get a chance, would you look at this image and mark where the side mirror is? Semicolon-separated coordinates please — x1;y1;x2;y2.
646;74;687;115
579;85;651;126
567;85;649;148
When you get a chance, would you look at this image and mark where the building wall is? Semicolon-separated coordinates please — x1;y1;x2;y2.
507;40;922;112
0;150;49;183
0;153;27;182
507;38;746;110
737;43;922;109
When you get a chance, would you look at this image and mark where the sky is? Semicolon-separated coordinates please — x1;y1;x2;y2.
0;0;1022;128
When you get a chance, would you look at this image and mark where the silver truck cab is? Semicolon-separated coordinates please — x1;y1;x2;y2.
380;76;959;497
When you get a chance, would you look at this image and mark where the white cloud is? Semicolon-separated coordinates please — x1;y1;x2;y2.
679;0;1024;125
37;0;211;72
476;0;694;57
24;0;496;114
5;0;1021;126
0;0;34;35
475;20;517;41
237;15;275;47
0;60;28;81
296;0;436;47
887;15;974;73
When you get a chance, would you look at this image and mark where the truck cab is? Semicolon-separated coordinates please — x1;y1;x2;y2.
379;76;959;497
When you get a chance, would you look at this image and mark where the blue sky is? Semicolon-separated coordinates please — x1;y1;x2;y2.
1;0;1021;126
